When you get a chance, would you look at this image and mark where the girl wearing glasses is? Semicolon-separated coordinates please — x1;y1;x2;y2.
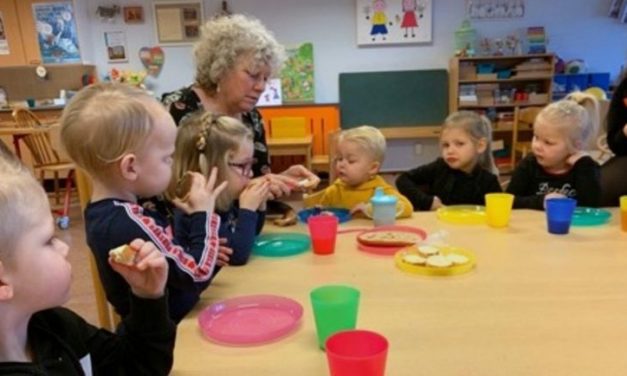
168;112;300;268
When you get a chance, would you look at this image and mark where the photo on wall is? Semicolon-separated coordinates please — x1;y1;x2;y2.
356;0;432;46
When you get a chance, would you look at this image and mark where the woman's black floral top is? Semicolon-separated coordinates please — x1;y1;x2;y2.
162;86;271;176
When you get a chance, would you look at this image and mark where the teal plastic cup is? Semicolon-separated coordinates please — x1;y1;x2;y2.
310;285;360;350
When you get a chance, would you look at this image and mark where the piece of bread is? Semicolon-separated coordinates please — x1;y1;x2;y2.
426;255;453;268
109;244;136;266
446;253;469;265
417;245;439;256
358;231;420;247
402;253;426;265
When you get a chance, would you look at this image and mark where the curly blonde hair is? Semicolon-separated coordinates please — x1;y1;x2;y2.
194;14;286;93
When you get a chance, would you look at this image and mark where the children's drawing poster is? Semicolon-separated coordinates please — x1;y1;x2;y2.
32;2;81;64
356;0;432;46
257;78;282;106
280;42;315;103
0;12;9;55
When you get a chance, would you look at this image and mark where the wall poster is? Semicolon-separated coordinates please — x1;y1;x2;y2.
356;0;432;46
280;42;314;103
32;2;81;64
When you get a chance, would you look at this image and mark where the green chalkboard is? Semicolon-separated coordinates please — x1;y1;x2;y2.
339;69;448;128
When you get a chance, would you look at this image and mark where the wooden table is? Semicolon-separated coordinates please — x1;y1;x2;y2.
267;135;313;170
173;210;627;375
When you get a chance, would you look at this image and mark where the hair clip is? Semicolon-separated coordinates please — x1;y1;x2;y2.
196;134;207;151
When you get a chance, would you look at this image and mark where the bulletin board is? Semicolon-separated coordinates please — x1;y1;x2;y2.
339;69;448;129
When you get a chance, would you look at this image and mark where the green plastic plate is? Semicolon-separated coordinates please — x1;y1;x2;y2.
571;207;611;227
253;233;310;257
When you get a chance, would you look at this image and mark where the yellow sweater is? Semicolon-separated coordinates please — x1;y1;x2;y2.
304;175;413;218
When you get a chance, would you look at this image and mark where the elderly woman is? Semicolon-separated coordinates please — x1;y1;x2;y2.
162;14;318;225
162;14;317;186
600;73;627;206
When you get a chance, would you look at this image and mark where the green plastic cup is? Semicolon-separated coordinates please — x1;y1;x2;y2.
310;285;360;350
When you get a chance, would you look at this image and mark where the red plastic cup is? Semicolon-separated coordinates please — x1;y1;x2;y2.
307;215;338;255
326;330;389;376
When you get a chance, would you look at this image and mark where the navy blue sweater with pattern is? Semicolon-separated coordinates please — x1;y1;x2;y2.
85;199;221;323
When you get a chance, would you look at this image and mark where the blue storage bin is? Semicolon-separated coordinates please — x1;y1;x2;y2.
476;63;495;73
589;73;610;91
497;69;512;79
567;74;588;92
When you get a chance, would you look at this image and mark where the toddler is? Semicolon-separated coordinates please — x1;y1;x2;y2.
396;111;501;211
0;150;175;375
506;93;600;209
61;83;227;323
305;125;413;217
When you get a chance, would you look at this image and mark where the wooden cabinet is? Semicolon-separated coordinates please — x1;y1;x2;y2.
449;54;555;172
0;0;63;67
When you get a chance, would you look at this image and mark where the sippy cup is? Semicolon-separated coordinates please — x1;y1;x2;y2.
370;187;399;227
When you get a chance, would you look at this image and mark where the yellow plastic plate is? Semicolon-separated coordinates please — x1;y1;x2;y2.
436;205;486;225
394;245;476;277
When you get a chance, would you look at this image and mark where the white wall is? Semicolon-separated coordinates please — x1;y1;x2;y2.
75;0;627;170
77;0;627;101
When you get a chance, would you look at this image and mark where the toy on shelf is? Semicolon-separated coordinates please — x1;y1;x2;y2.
526;26;546;54
454;19;477;57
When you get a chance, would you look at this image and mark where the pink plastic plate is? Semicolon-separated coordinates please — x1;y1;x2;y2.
356;225;427;256
198;294;303;346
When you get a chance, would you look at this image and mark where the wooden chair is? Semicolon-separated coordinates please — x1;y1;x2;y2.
267;116;313;170
12;108;76;229
75;169;121;331
511;106;543;168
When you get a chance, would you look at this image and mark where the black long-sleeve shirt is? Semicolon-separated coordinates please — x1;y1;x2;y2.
506;154;601;210
396;158;502;211
0;294;175;375
85;199;220;323
606;76;627;156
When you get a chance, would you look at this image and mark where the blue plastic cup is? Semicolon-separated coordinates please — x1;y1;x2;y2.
545;198;577;235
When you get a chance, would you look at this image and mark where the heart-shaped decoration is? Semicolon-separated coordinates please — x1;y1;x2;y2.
139;46;165;77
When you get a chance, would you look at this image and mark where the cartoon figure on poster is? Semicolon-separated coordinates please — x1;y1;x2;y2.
400;0;425;38
367;0;393;41
33;3;80;63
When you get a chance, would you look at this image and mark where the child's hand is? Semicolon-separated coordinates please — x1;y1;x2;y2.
350;202;369;216
566;151;589;166
239;178;270;211
430;196;443;211
280;165;321;191
173;167;228;215
109;239;168;300
217;238;233;267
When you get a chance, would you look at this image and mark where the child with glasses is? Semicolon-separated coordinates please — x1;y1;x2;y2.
168;112;299;267
60;83;227;323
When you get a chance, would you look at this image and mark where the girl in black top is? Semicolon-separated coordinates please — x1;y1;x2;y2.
397;111;502;211
507;92;601;209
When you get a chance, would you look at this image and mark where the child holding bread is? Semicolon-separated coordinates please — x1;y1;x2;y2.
60;83;228;323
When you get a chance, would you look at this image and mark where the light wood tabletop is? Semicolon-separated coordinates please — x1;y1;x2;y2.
172;209;627;376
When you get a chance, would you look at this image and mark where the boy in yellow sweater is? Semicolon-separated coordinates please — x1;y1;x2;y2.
304;126;413;218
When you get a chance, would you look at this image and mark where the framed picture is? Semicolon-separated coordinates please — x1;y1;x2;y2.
104;31;128;63
466;0;525;20
123;6;144;24
356;0;432;46
153;1;203;45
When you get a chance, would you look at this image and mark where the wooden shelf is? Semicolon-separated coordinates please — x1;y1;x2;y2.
459;102;549;109
455;53;554;62
459;75;553;84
